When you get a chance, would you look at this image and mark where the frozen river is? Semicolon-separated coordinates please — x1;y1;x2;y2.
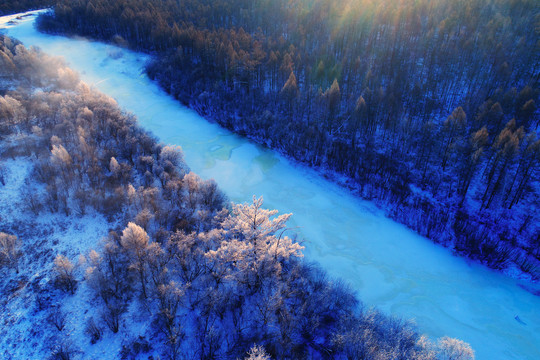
2;12;539;359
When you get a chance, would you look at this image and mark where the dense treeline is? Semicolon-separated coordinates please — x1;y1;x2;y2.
37;0;540;277
0;0;53;16
0;35;475;359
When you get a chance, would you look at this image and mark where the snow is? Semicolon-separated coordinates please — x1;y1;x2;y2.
2;12;540;359
0;154;124;359
0;10;43;29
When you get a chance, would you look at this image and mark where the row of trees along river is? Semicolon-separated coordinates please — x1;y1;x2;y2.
2;8;540;359
35;0;540;277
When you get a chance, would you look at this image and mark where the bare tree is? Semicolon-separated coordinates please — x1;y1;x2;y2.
437;336;475;360
0;232;22;273
53;255;77;294
134;208;154;231
156;281;185;360
47;307;67;332
85;317;103;344
101;300;124;333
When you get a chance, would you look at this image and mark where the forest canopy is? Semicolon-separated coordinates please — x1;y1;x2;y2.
0;34;476;359
36;0;540;278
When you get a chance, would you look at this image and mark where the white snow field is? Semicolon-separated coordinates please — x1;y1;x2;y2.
0;156;162;359
2;12;539;360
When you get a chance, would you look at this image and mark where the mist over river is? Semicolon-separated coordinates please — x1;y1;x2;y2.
2;12;539;359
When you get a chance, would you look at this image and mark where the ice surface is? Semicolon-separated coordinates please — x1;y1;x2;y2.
3;13;540;359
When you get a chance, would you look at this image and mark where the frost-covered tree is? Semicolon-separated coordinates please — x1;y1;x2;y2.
85;232;133;304
206;196;303;288
121;222;150;298
222;196;303;258
0;95;25;132
170;231;213;284
51;144;72;167
441;106;467;171
50;143;73;194
134;208;154;231
183;172;202;211
0;232;21;273
109;156;120;174
281;71;298;114
245;344;271;360
56;66;79;89
481;120;524;209
437;336;475;360
160;145;186;177
156;281;185;360
85;249;107;297
53;254;77;294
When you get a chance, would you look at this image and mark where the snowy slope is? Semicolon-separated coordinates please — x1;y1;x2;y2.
0;155;127;359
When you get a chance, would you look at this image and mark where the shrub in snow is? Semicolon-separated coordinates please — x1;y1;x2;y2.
49;340;79;360
101;298;125;333
47;307;67;332
119;336;152;359
84;317;102;344
21;181;43;215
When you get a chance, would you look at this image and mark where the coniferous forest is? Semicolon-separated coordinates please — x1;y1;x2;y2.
35;0;540;276
0;34;480;359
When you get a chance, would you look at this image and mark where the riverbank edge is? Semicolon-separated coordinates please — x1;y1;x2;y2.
24;9;540;294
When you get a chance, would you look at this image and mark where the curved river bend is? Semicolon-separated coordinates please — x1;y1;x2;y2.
2;12;539;359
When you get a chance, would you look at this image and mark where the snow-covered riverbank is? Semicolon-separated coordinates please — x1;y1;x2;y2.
2;12;539;359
